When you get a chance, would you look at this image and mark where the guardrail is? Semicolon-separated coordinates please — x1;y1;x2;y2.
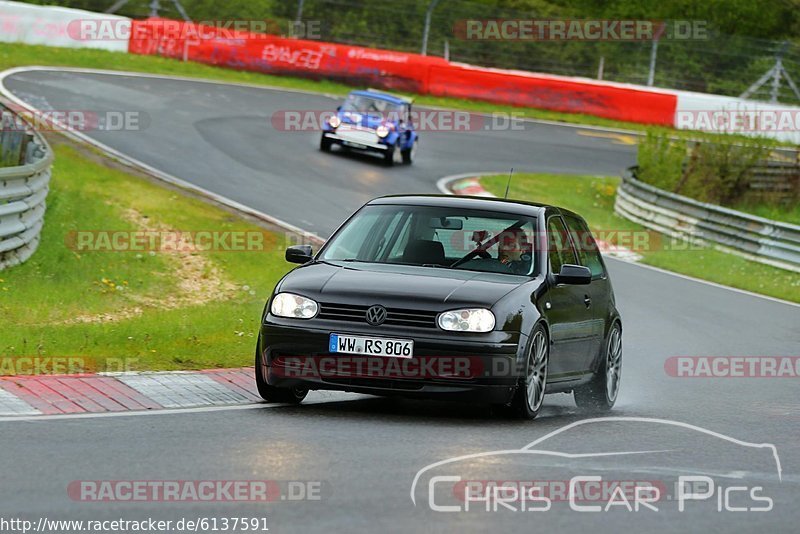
614;167;800;273
748;158;800;196
0;105;53;270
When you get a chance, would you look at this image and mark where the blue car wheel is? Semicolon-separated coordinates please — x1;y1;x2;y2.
384;142;403;166
402;139;418;164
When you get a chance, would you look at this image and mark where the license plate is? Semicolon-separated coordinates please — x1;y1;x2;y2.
329;333;413;358
342;141;368;149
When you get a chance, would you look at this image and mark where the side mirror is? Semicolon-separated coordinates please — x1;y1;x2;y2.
285;245;313;264
336;105;342;112
555;264;591;285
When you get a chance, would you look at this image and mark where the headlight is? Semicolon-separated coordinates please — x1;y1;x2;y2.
376;125;390;138
328;115;341;128
270;293;319;319
437;308;495;332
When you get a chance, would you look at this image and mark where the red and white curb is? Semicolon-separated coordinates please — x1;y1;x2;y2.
437;172;643;262
449;178;496;198
0;368;260;416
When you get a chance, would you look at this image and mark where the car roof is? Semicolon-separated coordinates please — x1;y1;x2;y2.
368;194;554;218
348;90;410;105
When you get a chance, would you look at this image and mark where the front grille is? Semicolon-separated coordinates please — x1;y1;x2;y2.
336;125;378;145
318;303;438;329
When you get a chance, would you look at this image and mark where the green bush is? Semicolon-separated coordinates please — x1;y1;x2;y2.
679;139;771;204
636;130;686;191
637;131;774;206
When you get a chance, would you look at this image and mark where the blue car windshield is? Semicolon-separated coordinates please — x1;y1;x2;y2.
320;205;538;276
342;95;403;117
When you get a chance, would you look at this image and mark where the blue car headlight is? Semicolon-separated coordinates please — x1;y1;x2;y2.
376;125;390;138
328;115;341;129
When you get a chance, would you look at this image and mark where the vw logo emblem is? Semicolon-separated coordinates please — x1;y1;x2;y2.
365;305;387;326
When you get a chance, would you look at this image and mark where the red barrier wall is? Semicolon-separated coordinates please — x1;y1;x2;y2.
128;19;448;93
128;19;677;126
427;64;676;125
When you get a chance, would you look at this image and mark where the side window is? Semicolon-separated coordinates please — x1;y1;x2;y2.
547;216;577;273
564;215;606;278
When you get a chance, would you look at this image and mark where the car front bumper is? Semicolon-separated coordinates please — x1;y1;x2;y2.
322;131;389;152
259;319;524;404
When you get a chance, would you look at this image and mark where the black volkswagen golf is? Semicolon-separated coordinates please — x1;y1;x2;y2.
256;195;622;419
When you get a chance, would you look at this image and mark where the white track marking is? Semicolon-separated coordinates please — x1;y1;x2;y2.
0;391;358;423
117;373;251;408
0;387;41;415
0;402;270;423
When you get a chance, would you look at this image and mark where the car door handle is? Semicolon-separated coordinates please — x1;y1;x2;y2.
583;295;591;307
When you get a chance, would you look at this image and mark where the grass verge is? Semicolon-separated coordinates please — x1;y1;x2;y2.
0;138;292;373
480;173;800;303
727;200;800;225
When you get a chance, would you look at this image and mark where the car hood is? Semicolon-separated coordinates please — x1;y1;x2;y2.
339;111;391;130
277;261;525;310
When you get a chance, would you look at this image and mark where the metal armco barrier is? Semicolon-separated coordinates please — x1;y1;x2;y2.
615;167;800;273
0;106;53;270
748;159;800;197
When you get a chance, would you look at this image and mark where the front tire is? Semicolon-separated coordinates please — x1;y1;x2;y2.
574;322;621;411
319;133;332;152
401;140;417;164
254;337;308;404
384;142;402;166
501;325;548;420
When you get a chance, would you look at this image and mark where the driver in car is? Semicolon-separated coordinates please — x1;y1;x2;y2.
497;227;533;275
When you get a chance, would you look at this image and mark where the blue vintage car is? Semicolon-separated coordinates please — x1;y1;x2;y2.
320;90;418;165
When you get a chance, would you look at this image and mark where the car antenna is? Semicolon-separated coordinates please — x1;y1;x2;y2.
504;168;514;199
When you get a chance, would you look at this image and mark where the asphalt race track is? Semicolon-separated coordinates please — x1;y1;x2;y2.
2;69;799;532
2;69;636;235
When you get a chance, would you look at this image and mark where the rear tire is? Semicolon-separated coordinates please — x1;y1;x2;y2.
574;322;621;411
254;337;308;404
498;324;548;420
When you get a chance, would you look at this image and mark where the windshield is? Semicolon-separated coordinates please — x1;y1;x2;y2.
320;204;538;276
341;94;404;117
